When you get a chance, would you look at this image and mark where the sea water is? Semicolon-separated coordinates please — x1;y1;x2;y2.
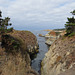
31;30;49;73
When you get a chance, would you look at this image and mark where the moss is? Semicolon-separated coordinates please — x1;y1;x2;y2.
68;32;75;37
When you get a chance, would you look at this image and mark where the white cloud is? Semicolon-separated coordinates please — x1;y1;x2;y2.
0;0;75;30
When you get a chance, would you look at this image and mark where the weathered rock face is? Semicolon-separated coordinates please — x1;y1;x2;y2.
41;36;75;75
45;37;56;46
0;30;39;75
58;65;75;75
8;30;39;54
45;30;57;46
45;30;66;46
0;48;39;75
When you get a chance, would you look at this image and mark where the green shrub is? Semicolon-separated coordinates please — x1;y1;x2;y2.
2;35;20;54
65;10;75;36
68;32;75;37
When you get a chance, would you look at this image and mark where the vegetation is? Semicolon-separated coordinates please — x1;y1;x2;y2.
2;34;20;54
65;10;75;36
54;28;65;31
0;10;13;42
0;11;38;60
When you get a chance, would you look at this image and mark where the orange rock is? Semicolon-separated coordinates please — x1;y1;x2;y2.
48;30;56;36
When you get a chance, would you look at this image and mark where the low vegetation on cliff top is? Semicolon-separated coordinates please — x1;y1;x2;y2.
0;11;39;75
0;11;38;55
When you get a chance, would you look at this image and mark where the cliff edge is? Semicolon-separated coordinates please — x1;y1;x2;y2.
0;30;39;75
41;36;75;75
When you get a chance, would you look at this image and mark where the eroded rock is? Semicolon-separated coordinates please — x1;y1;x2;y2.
41;36;75;75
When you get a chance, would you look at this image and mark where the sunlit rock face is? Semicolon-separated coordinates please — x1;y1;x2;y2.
45;30;66;46
41;36;75;75
45;30;57;46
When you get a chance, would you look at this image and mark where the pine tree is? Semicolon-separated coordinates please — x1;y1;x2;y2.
0;10;13;42
65;10;75;36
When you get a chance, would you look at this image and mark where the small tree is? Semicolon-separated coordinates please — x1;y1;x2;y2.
0;10;13;42
65;10;75;36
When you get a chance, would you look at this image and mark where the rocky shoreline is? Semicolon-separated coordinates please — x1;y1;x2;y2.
45;30;66;46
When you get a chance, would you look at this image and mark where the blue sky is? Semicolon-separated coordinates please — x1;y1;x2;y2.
0;0;75;30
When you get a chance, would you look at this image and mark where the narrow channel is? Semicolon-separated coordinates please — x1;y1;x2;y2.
31;30;49;73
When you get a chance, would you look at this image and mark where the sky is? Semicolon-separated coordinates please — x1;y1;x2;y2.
0;0;75;30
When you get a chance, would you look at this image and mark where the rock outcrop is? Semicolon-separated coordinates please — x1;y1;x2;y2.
39;34;44;37
41;36;75;75
9;30;39;53
0;30;39;75
45;30;66;46
45;30;57;45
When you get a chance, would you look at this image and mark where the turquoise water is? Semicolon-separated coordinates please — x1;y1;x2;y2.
31;30;49;73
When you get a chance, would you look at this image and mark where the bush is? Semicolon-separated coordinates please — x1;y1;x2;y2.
2;35;20;54
68;32;75;37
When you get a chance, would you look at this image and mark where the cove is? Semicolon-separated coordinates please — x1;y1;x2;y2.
31;30;49;73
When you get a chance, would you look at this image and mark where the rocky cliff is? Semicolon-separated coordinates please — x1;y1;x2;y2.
0;30;39;75
45;30;66;46
41;36;75;75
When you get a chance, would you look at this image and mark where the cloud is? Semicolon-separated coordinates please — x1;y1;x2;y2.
0;0;75;30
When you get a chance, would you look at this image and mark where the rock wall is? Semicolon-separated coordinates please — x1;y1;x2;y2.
0;48;39;75
41;36;75;75
10;30;39;53
0;30;39;75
